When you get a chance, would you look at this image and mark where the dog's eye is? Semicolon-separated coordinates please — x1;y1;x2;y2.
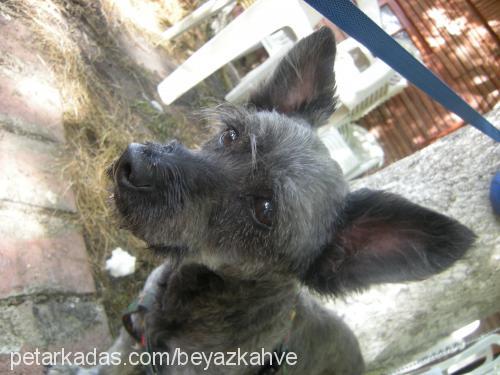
254;198;273;228
220;129;238;146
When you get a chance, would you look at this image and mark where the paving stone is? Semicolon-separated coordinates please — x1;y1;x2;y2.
0;201;95;298
0;298;112;374
0;113;62;144
0;130;76;212
0;15;65;143
0;16;112;374
0;74;65;144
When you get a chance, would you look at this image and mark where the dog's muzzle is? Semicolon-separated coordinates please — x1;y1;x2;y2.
114;142;177;191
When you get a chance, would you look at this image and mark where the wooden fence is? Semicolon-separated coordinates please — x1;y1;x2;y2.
358;0;499;164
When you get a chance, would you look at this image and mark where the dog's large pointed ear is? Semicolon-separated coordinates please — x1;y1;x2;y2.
248;27;337;127
303;189;476;295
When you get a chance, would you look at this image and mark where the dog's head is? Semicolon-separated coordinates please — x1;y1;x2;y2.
111;28;474;294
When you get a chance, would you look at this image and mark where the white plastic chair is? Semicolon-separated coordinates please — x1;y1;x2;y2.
159;0;392;179
325;37;407;128
318;127;361;177
160;0;236;41
318;123;384;179
224;27;300;103
157;0;321;105
157;0;388;106
316;39;407;179
424;334;500;375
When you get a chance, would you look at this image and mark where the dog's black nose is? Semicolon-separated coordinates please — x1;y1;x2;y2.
117;143;154;189
115;141;179;190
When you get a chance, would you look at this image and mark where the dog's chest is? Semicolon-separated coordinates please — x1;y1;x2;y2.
146;264;296;355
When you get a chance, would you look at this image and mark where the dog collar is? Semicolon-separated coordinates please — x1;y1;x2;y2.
122;290;159;374
257;308;296;375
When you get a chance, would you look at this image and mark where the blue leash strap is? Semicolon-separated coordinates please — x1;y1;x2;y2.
304;0;500;142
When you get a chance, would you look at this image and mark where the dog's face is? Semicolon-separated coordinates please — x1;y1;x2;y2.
112;28;474;294
112;28;343;274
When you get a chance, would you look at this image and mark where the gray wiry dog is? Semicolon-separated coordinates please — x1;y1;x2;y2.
48;27;474;375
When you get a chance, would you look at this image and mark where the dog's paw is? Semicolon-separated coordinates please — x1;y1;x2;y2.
44;365;98;375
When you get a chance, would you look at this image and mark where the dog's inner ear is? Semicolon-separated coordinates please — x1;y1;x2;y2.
304;189;475;295
248;27;337;127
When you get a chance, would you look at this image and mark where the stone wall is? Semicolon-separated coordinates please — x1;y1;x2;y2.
326;106;500;374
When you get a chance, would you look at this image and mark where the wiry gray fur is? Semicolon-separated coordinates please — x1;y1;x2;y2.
46;27;474;375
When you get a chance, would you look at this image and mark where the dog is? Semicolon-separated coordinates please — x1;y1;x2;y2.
47;27;475;375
